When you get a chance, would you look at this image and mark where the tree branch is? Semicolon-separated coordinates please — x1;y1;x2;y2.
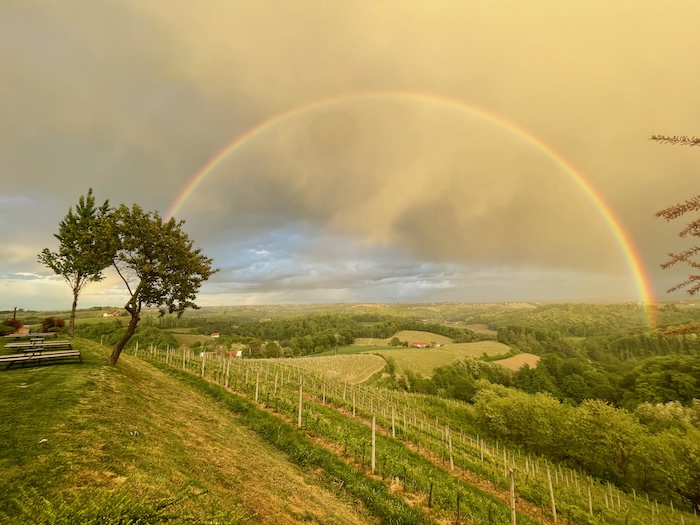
650;135;700;147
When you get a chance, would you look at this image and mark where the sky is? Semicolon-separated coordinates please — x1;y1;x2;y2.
1;0;699;312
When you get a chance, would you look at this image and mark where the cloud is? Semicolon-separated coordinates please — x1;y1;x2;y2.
1;1;699;308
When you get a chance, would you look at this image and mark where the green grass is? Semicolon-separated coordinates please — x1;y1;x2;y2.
355;330;455;346
0;340;380;524
277;354;387;384
155;365;433;525
373;341;512;378
315;340;513;380
168;332;210;346
315;345;394;356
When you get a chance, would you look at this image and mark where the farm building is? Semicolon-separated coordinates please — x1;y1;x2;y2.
410;341;428;348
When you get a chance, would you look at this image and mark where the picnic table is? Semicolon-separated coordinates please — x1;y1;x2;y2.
0;339;80;370
3;332;58;340
0;349;82;370
5;340;72;351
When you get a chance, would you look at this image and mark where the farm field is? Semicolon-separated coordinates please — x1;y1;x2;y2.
353;338;392;346
275;354;387;384
355;330;455;346
317;345;392;356
169;332;211;346
492;352;540;370
373;341;512;378
464;323;498;336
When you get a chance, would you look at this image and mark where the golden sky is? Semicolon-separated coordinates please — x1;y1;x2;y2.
1;1;699;309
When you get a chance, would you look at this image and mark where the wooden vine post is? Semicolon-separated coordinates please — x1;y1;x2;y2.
510;468;517;525
255;369;260;402
371;413;376;474
447;425;454;472
547;465;557;524
298;376;303;428
456;493;461;524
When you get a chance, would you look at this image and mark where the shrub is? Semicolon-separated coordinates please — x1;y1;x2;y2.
3;318;23;331
40;317;66;333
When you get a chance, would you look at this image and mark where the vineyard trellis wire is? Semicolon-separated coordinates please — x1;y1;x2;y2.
132;342;700;525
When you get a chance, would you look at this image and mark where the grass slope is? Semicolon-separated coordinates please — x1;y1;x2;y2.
374;341;512;378
492;353;541;370
276;355;387;384
0;340;379;524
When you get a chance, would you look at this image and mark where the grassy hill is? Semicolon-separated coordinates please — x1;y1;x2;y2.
492;352;540;370
373;341;512;378
275;354;386;384
0;341;379;524
355;329;455;346
352;329;513;378
2;335;697;525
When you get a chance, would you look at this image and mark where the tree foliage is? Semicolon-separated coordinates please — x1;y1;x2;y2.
108;204;217;365
473;382;700;506
38;189;114;335
40;316;65;333
656;195;700;295
652;134;700;295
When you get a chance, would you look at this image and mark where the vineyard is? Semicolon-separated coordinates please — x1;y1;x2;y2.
280;354;387;384
132;343;700;525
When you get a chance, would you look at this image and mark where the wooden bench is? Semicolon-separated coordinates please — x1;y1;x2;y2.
3;332;58;340
0;349;82;370
31;341;72;351
6;340;72;351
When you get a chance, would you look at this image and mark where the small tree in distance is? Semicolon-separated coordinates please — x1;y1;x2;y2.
652;134;700;295
108;204;217;366
38;189;114;336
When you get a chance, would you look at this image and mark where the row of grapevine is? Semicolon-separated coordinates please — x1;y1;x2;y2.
133;344;699;525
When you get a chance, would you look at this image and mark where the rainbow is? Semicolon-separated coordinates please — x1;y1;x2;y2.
167;91;657;326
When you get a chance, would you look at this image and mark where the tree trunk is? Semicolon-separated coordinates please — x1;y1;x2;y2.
68;289;78;337
109;312;139;366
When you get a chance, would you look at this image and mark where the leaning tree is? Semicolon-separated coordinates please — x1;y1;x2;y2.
38;189;115;336
108;204;217;366
652;135;700;296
